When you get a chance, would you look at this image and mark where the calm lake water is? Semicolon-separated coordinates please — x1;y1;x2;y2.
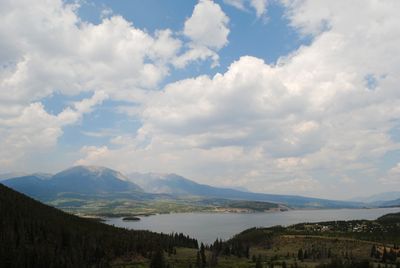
105;207;400;244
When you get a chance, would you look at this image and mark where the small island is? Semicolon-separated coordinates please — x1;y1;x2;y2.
122;216;141;221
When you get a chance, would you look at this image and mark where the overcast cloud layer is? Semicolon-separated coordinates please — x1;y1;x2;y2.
1;0;400;198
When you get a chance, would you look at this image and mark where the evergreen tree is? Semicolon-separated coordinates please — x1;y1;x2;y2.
200;243;207;267
150;249;166;268
304;249;308;259
255;255;263;268
196;251;201;268
382;247;388;263
210;250;218;267
298;249;304;261
0;184;199;268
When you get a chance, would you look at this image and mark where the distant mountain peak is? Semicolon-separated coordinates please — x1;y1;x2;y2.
0;172;28;181
126;171;363;208
2;165;143;199
31;173;53;180
3;166;364;209
61;165;129;181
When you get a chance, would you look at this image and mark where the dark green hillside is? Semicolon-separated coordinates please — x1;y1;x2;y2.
211;213;400;268
0;184;198;268
377;212;400;223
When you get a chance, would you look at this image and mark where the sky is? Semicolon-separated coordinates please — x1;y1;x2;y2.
1;0;400;199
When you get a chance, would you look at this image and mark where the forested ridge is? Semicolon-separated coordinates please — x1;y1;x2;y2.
0;184;198;268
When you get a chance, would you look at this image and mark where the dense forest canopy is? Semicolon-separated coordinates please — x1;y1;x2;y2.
0;184;198;268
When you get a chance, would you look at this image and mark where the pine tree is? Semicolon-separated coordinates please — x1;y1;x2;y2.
255;255;263;268
200;243;207;267
298;249;304;261
382;247;388;263
196;251;201;268
150;248;166;268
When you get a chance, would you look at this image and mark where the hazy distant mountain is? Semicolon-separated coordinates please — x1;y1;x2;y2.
351;191;400;203
2;166;365;209
128;172;211;195
2;175;55;200
378;198;400;207
0;172;28;181
128;173;362;209
2;166;143;200
51;166;142;194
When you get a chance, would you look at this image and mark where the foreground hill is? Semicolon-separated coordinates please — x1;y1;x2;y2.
0;184;198;268
128;172;362;209
214;212;400;268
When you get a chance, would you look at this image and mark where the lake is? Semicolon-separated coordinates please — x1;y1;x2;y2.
105;207;400;244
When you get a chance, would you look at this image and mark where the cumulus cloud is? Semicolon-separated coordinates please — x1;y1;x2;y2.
0;0;228;170
183;0;229;49
0;0;228;106
175;0;230;67
78;0;400;198
2;0;400;198
0;0;174;168
0;92;107;168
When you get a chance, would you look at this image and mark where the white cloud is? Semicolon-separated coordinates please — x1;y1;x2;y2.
250;0;268;17
224;0;268;18
0;0;180;105
0;0;227;107
224;0;246;10
0;92;106;168
380;163;400;185
184;0;229;49
2;0;400;198
0;0;225;170
175;0;230;68
78;0;400;198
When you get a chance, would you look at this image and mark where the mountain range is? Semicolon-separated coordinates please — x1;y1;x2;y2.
126;172;363;208
2;166;143;201
350;191;400;203
2;165;398;210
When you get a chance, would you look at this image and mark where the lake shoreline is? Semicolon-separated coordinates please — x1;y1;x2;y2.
104;207;400;244
86;205;399;220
